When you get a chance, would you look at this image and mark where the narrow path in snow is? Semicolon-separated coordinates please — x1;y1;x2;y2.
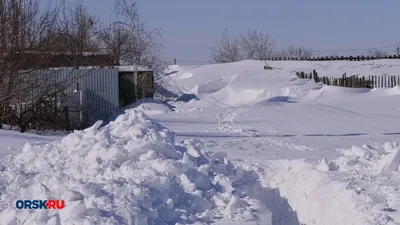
211;107;318;153
206;106;400;225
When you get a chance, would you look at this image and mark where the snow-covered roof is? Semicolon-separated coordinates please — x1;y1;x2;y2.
114;65;152;72
40;65;152;72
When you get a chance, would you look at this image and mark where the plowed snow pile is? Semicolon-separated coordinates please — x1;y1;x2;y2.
0;111;271;225
313;142;400;224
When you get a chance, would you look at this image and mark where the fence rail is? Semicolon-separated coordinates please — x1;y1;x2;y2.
296;70;400;89
268;54;400;61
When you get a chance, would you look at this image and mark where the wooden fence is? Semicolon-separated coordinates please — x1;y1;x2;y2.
268;54;400;61
296;70;400;89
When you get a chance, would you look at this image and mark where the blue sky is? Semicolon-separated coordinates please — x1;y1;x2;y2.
70;0;398;63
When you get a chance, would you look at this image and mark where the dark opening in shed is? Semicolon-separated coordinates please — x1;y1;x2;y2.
117;67;154;108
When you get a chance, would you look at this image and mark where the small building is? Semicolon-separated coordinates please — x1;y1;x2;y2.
117;65;155;107
2;52;119;70
61;66;154;129
3;51;155;131
10;65;154;130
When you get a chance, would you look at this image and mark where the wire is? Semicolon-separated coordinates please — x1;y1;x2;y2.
312;45;398;53
170;44;400;64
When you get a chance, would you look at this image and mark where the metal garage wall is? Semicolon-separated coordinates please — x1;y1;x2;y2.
52;68;119;122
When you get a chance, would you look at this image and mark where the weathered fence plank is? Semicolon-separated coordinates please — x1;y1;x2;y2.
295;71;400;89
269;54;400;61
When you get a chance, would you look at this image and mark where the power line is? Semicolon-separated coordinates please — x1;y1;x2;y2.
312;45;398;53
169;44;400;64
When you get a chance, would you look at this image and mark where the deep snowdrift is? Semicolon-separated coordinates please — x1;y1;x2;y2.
161;61;321;108
0;111;273;225
313;141;400;224
103;98;173;126
159;60;400;108
153;59;400;225
120;98;174;116
331;141;400;176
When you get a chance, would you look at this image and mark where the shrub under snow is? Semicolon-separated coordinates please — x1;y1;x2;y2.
0;111;270;225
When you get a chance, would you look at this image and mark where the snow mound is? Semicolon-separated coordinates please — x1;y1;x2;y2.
175;72;193;80
301;85;371;103
319;142;400;223
316;158;338;172
163;65;180;76
335;142;400;175
105;99;173;125
384;85;400;96
0;111;272;225
196;81;229;95
160;61;321;108
124;98;173;116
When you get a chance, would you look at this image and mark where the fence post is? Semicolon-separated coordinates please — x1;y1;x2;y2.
384;76;386;88
64;106;70;131
362;76;366;88
368;76;371;89
349;76;353;87
390;76;394;87
377;76;380;88
373;76;375;89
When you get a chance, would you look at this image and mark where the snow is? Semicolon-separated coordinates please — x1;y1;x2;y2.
0;130;61;156
154;59;400;225
0;111;274;225
120;98;174;116
2;59;400;225
104;98;173;125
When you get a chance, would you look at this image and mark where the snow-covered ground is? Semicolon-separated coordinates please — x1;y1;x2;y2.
1;59;400;225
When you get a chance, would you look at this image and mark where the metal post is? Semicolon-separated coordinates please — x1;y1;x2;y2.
79;90;83;124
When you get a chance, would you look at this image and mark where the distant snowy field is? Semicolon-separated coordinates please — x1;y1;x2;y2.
1;59;400;225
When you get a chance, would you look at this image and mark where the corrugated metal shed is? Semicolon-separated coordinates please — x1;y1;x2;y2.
54;68;120;122
17;66;153;129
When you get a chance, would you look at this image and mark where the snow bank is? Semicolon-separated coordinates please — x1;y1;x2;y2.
308;142;400;224
384;85;400;96
162;60;400;108
335;142;400;175
123;98;173;116
259;160;367;225
104;98;173;126
0;111;272;225
160;60;322;108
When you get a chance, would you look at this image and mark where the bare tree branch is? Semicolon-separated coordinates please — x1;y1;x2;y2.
0;0;97;132
239;29;275;60
98;0;164;73
281;46;313;59
54;1;100;68
368;49;387;58
211;29;275;63
211;30;242;63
